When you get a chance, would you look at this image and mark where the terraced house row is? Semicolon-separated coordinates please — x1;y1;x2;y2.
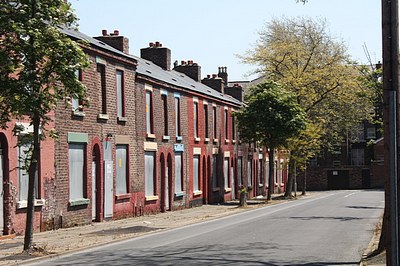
0;28;289;235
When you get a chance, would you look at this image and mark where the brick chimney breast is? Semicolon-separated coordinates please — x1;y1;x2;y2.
94;29;129;54
173;60;201;82
140;41;171;70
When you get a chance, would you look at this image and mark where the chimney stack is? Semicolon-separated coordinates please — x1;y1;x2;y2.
173;59;201;81
140;41;171;70
218;66;228;84
202;74;224;93
94;29;129;54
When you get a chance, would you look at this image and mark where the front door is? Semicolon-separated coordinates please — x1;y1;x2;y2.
0;149;3;234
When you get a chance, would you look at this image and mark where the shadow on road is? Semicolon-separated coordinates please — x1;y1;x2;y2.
41;242;360;266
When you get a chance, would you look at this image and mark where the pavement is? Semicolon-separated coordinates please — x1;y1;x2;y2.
0;192;384;266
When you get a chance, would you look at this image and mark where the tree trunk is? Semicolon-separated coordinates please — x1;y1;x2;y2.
302;164;307;195
239;191;247;207
285;158;296;198
267;148;274;200
23;112;40;251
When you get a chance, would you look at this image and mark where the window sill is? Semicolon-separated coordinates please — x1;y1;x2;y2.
176;136;183;141
204;138;210;143
69;198;90;207
224;188;232;193
232;140;236;144
163;135;170;141
193;190;202;196
115;193;131;201
72;110;85;117
98;113;109;120
225;139;230;144
212;187;220;192
145;195;159;201
213;139;219;144
16;199;46;209
259;184;264;188
194;137;201;142
146;133;156;139
174;192;185;197
118;116;128;123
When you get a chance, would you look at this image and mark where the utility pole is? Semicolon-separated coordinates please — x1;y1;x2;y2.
382;0;399;265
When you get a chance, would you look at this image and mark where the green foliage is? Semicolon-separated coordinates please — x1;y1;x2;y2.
235;81;307;148
0;0;90;251
0;0;90;130
241;16;375;162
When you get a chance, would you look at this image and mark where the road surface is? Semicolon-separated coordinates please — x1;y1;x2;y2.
31;190;384;266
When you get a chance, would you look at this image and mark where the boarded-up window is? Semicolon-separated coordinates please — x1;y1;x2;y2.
146;91;153;134
194;102;199;138
204;105;209;138
224;157;229;189
145;151;155;196
259;159;264;185
193;155;200;191
69;143;85;200
212;106;217;139
247;159;252;187
175;153;183;192
212;155;218;188
18;141;35;201
72;69;81;112
116;70;124;118
175;97;181;137
224;109;229;140
116;145;128;194
237;157;242;186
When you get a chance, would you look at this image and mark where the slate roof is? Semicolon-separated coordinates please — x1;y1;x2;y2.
61;27;242;106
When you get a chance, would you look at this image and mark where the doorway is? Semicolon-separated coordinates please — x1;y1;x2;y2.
161;154;172;212
92;144;101;221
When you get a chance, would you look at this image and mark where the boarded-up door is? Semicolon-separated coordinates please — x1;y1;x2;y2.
103;141;113;218
328;170;349;190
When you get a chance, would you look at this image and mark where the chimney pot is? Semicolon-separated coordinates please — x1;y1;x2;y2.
155;41;160;47
212;74;217;78
102;29;108;36
149;42;154;47
207;74;211;79
113;30;119;36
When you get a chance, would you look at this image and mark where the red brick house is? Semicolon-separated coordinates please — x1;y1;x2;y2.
0;26;290;235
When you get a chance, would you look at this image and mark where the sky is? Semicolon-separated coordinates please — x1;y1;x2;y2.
69;0;382;81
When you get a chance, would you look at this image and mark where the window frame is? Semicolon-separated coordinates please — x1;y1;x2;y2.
116;69;125;119
145;151;156;197
193;155;200;192
174;152;184;194
194;101;199;139
97;64;107;115
146;90;154;135
69;143;87;202
204;104;209;139
116;144;129;195
175;94;182;139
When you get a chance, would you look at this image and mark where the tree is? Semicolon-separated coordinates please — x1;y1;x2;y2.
0;0;89;251
241;17;374;197
235;81;306;200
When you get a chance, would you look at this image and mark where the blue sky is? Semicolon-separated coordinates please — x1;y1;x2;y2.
69;0;382;81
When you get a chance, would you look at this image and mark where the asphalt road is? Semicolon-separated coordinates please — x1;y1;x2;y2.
32;190;384;266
